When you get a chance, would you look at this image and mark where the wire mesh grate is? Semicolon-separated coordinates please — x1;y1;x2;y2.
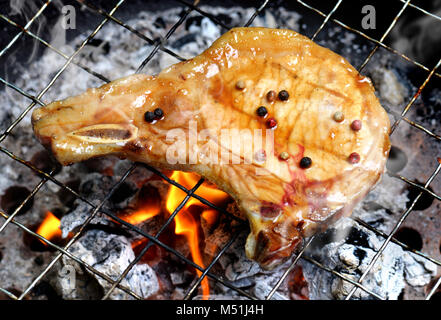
0;0;439;300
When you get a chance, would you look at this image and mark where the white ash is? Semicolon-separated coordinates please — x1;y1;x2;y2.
217;232;292;300
170;270;193;286
0;224;49;294
59;173;122;238
60;201;109;238
370;68;408;109
61;229;159;300
302;217;437;300
403;253;437;287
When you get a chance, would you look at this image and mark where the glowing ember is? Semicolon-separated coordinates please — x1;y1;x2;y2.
166;171;229;299
121;207;160;224
120;205;160;225
201;209;218;226
115;170;228;299
36;211;61;245
119;185;161;225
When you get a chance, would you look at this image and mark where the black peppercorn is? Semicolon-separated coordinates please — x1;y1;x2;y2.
299;156;312;169
154;108;164;119
278;90;289;101
144;111;155;123
256;106;268;117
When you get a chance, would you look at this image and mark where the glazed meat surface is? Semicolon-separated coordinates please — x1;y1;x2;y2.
32;28;390;269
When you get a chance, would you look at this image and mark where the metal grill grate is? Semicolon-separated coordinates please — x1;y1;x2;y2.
0;0;440;300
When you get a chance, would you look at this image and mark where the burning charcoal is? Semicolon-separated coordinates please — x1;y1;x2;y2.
353;174;410;233
202;220;232;260
193;294;249;300
218;233;294;299
126;165;155;183
60;201;107;238
169;272;185;286
217;233;261;287
79;173;117;200
65;230;159;299
224;256;261;284
0;224;52;295
59;172;137;233
302;217;437;300
287;265;309;300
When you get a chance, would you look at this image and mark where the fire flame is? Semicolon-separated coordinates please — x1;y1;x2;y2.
120;202;160;225
36;211;61;244
121;208;160;225
166;171;229;299
113;170;229;299
201;209;218;226
119;185;161;225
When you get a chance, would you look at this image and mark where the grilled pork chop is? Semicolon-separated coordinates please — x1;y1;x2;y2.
32;28;390;269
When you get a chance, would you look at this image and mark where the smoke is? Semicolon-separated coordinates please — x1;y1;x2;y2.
3;0;70;101
8;0;33;16
389;1;441;69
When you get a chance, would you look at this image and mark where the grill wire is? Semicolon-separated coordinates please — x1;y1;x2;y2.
0;0;440;300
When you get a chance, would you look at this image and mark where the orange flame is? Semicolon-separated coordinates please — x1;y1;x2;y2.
166;171;228;299
36;211;61;244
119;186;161;225
201;209;218;226
120;204;160;225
